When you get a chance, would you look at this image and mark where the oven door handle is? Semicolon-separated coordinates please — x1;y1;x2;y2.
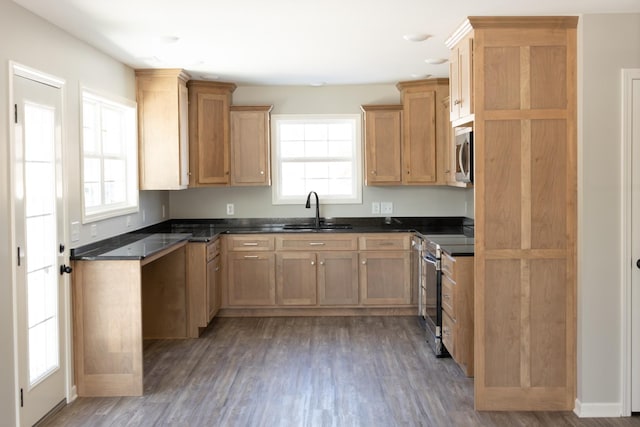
423;254;438;265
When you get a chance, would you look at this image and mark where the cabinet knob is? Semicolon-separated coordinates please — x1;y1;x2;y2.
371;170;377;175
454;99;461;105
260;170;264;175
361;260;366;265
319;261;325;266
311;261;315;266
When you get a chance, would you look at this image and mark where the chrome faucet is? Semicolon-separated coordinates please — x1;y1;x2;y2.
305;191;320;228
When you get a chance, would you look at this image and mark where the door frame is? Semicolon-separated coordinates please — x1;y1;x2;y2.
621;68;640;417
8;61;74;425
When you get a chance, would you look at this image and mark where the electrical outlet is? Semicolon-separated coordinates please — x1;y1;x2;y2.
126;215;131;227
142;209;146;223
371;202;380;214
90;224;97;237
162;204;166;219
381;202;393;215
226;203;234;215
70;221;80;242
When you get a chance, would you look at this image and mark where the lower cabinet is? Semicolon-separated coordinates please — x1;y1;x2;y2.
223;233;413;311
186;238;221;337
359;251;411;305
440;251;474;377
227;252;276;306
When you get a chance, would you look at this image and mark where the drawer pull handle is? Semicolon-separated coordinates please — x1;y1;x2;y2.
309;242;325;246
378;242;395;246
242;242;259;246
244;255;259;259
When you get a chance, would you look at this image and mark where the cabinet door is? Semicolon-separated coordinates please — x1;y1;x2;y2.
227;252;275;306
318;252;359;305
362;106;402;185
276;253;317;305
449;49;461;121
402;90;437;184
230;107;271;186
136;69;189;190
359;251;411;305
196;92;230;185
207;254;221;320
458;37;473;119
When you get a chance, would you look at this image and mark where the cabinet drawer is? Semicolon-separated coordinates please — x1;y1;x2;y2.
441;252;455;279
442;310;456;357
358;234;411;250
276;235;357;251
227;235;275;251
441;274;456;318
206;238;221;261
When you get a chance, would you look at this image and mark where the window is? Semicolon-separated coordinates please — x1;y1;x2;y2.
271;114;362;205
81;89;138;222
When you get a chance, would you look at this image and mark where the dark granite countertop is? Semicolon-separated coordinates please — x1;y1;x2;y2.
71;217;474;260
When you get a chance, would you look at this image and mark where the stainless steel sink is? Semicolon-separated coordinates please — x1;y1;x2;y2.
282;223;352;231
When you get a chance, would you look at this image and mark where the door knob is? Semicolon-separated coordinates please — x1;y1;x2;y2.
637;259;640;269
60;265;72;275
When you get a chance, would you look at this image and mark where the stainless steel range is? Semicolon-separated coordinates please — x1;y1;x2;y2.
419;234;474;357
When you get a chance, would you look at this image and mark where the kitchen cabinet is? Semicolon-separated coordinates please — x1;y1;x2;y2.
186;238;222;337
135;68;190;190
448;34;474;125
440;251;474;377
396;78;450;185
358;234;411;305
230;105;272;186
187;80;237;187
226;235;275;306
361;104;403;185
446;16;578;410
275;235;359;306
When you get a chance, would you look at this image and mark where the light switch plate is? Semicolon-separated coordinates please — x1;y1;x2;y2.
226;203;234;215
381;202;393;214
371;202;380;214
70;221;80;242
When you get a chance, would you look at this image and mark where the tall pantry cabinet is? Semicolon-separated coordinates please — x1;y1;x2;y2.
446;17;578;411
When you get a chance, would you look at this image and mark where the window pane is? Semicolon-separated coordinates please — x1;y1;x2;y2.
24;103;54;162
83;158;101;183
84;183;101;208
104;159;125;182
305;179;329;195
329;178;353;195
281;140;304;158
329;162;352;178
280;123;304;141
101;106;123;155
305;162;329;179
328;123;352;140
328;140;353;158
83;101;99;153
25;162;54;217
305;123;327;141
281;162;305;196
305;140;328;158
104;181;126;205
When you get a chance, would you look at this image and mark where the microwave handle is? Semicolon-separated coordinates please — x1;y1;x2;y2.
458;141;466;176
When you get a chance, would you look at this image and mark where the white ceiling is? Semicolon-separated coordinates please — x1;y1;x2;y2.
13;0;640;86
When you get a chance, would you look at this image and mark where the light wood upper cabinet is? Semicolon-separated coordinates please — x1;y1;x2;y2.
135;69;190;190
230;105;272;186
187;80;236;187
446;16;578;411
448;34;474;125
396;78;450;185
361;105;403;185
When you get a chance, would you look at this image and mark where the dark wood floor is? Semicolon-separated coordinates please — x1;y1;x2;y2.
41;316;639;427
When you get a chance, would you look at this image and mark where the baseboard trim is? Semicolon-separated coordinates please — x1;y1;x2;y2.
574;399;623;418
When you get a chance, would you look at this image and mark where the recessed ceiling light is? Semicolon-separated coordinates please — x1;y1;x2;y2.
424;58;447;65
403;34;431;42
200;74;220;80
411;73;432;79
310;82;326;87
159;35;180;45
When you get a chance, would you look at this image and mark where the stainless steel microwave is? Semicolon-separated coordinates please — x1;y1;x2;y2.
454;127;473;183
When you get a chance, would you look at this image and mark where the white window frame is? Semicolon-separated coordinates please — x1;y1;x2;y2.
80;87;138;223
271;114;362;205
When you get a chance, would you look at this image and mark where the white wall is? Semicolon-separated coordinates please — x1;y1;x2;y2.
0;2;167;425
578;13;640;415
170;85;472;219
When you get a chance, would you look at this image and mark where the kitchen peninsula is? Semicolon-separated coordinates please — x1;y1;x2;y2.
70;217;473;397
